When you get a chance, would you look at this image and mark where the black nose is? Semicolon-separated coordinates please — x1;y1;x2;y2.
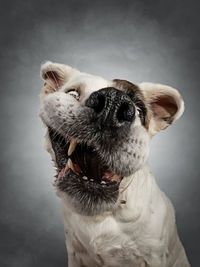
85;87;135;128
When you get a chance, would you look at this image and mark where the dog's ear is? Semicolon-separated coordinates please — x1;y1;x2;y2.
139;82;184;136
40;61;79;98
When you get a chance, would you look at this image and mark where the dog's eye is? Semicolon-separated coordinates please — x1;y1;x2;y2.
66;89;80;100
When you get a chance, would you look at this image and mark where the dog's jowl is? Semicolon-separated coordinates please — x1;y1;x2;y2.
39;61;190;267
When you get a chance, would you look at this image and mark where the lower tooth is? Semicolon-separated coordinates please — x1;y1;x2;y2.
90;179;94;182
82;176;88;180
101;181;106;184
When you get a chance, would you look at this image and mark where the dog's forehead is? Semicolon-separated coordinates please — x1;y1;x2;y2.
63;72;111;92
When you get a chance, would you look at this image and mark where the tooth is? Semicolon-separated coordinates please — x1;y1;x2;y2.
67;158;75;172
110;174;120;182
90;179;94;182
82;176;88;180
68;140;77;156
101;181;106;184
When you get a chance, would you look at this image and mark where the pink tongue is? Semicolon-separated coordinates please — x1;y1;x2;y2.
102;170;114;180
57;162;114;181
58;163;69;179
58;162;82;179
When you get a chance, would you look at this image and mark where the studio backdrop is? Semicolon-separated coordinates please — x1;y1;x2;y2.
0;0;199;266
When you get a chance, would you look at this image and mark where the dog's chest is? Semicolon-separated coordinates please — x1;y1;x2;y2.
63;209;149;266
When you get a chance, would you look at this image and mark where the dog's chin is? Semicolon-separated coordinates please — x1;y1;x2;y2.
48;127;123;216
56;169;120;216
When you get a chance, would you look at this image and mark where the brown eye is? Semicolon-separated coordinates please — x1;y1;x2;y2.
66;89;80;100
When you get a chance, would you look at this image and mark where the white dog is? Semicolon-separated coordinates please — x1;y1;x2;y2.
39;61;190;267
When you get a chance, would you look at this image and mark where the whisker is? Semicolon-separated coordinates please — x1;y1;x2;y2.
49;121;67;142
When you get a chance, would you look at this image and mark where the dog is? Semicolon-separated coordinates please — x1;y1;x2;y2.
39;61;190;267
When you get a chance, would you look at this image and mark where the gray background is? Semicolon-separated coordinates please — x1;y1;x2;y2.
0;0;199;266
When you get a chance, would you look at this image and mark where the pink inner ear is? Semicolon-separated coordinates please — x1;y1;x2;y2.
151;96;178;120
44;71;62;90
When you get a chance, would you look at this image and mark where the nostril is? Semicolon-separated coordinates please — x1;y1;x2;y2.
86;88;136;128
117;102;135;123
86;93;105;113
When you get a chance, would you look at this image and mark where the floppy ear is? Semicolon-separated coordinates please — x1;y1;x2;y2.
40;61;79;99
139;82;184;136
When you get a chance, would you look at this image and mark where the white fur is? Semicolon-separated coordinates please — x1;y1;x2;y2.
40;62;190;267
60;165;189;267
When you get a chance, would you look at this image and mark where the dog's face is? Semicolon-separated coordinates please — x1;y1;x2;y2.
39;61;184;216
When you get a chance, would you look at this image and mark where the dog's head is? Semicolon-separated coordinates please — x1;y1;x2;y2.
39;61;184;216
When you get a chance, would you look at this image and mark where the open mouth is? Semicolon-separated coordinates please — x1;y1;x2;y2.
48;128;122;188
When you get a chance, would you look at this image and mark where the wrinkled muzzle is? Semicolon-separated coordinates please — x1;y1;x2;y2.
40;87;150;215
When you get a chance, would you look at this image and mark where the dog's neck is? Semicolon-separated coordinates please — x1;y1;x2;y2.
116;164;157;222
61;164;190;267
62;164;158;224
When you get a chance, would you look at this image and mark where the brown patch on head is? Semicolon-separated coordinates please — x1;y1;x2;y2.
112;79;149;127
113;79;141;94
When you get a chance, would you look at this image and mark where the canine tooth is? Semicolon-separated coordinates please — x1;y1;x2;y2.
67;158;75;172
82;176;88;180
68;140;77;156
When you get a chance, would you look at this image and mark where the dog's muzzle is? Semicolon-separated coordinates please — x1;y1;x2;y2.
42;87;145;215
